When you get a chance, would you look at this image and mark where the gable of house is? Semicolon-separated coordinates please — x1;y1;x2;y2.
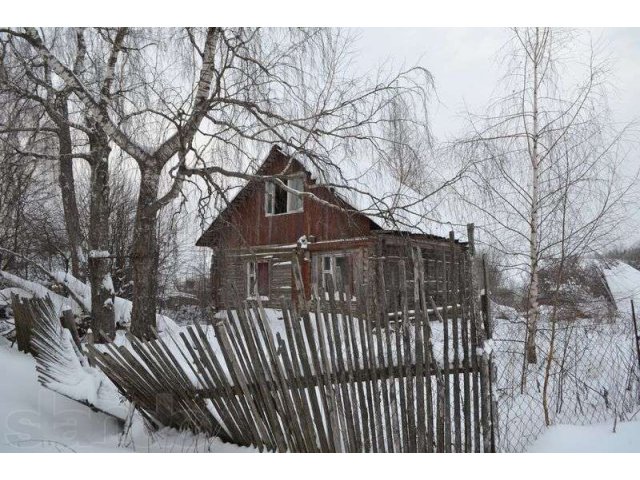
196;145;379;250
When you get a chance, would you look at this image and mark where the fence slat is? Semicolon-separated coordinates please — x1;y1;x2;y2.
449;233;463;453
399;259;416;452
412;247;427;452
418;253;436;453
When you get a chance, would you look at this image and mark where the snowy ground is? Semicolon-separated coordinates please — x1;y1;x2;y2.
2;261;639;453
527;420;640;452
0;337;254;453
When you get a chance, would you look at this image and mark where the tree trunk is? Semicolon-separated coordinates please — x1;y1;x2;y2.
55;97;85;280
87;128;115;342
525;28;541;365
130;165;160;339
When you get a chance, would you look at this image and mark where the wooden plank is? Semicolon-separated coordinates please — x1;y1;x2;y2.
196;322;263;443
374;258;394;452
465;254;482;452
325;274;358;452
188;322;261;447
342;279;366;452
411;247;427;452
305;299;341;451
175;328;249;445
252;298;316;452
449;233;463;453
138;333;219;434
399;259;416;452
480;255;496;453
378;260;401;452
417;250;435;453
431;255;445;452
213;319;274;450
364;271;385;452
441;250;452;452
459;256;473;452
234;303;291;451
393;263;409;452
274;300;320;452
358;281;379;452
283;299;334;451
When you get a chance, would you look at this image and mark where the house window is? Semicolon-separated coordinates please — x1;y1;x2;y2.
265;176;304;215
247;260;270;298
320;254;352;297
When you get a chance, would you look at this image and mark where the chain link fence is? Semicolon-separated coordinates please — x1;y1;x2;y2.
491;302;640;452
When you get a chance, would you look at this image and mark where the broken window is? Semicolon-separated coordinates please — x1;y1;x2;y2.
248;260;270;298
287;176;304;212
320;254;352;298
265;176;304;215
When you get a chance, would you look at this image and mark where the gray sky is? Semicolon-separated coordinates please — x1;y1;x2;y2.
354;28;640;248
355;28;640;140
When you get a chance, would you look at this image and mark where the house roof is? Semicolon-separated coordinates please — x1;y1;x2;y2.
196;144;468;246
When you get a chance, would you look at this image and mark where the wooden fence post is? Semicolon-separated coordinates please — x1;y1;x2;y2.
481;254;496;453
61;308;82;350
11;294;32;354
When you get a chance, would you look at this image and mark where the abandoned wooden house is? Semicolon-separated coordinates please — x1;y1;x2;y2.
196;145;469;312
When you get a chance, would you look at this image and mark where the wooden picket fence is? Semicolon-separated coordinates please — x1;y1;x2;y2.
84;241;495;452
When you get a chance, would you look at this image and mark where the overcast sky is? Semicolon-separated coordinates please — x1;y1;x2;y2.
353;28;640;248
354;28;640;140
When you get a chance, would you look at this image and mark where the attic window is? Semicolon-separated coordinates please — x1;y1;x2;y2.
265;176;304;215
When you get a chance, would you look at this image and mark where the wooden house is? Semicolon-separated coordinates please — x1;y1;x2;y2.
196;145;469;312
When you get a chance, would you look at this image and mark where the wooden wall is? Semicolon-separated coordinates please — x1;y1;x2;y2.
211;233;467;313
199;147;376;250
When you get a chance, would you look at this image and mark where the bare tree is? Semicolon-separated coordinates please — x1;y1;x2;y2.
453;28;635;364
0;28;130;339
1;27;434;339
0;31;86;279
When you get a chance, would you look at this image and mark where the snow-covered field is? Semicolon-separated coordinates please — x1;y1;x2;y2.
527;420;640;452
0;337;253;453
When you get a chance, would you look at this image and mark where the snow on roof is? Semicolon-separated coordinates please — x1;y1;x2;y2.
599;260;640;316
279;144;467;239
203;144;468;242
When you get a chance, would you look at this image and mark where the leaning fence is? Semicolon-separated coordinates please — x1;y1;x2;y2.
83;244;495;453
14;247;640;452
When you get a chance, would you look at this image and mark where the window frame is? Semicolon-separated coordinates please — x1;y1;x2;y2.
264;175;304;217
247;260;270;300
319;253;353;298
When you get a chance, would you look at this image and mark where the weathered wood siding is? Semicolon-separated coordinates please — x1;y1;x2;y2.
198;146;468;312
198;147;375;250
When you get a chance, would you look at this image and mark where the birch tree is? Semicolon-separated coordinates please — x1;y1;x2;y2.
1;27;434;339
454;28;634;364
0;28;131;339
